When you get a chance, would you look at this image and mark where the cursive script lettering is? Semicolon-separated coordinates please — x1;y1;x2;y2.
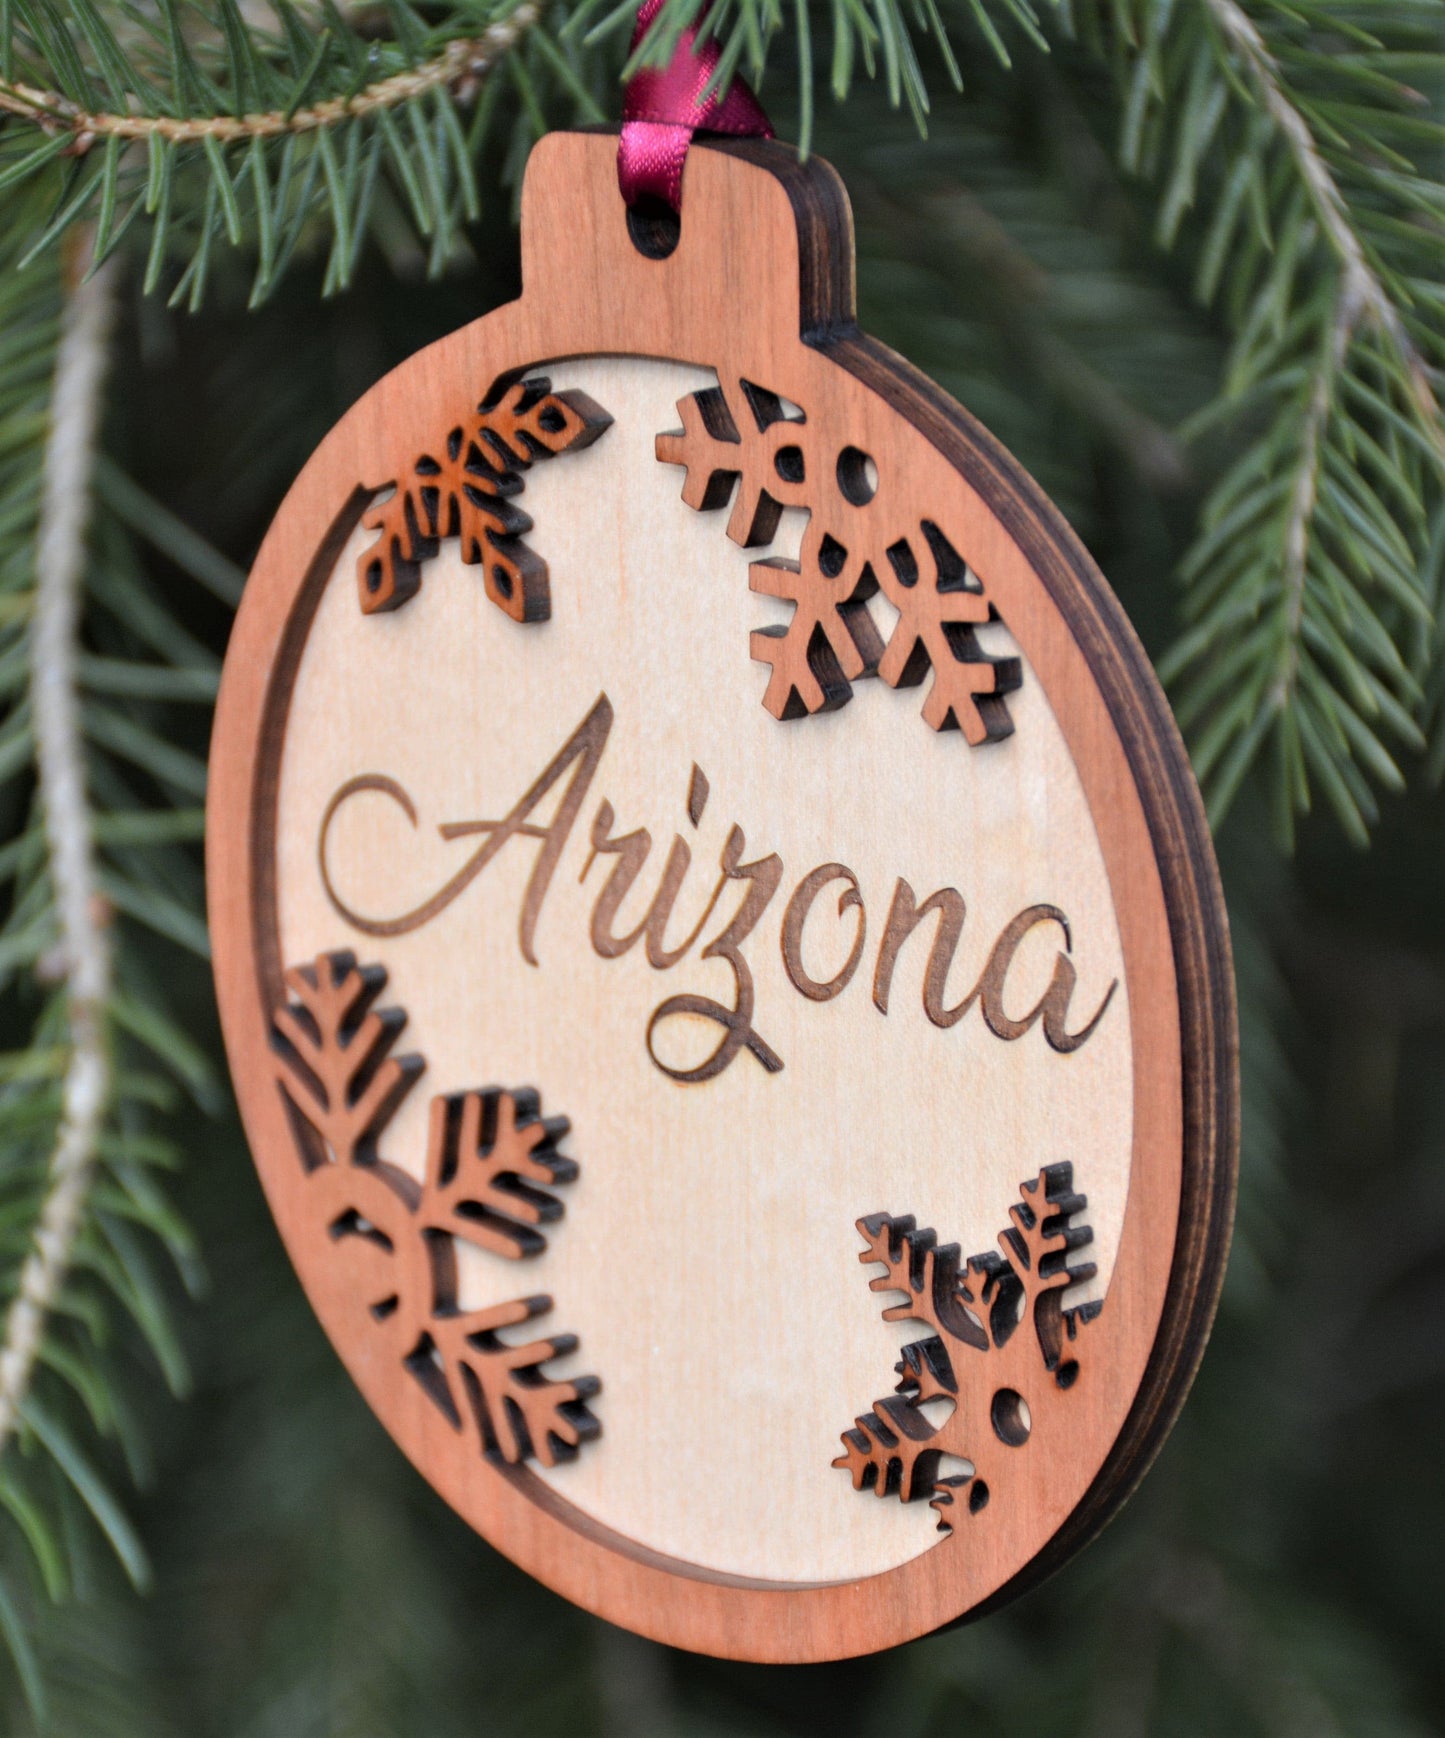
782;864;866;1003
645;826;785;1083
318;697;1119;1082
582;801;722;969
873;879;1114;1052
320;695;612;963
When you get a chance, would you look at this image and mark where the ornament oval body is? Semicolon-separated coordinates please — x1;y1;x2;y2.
207;132;1237;1662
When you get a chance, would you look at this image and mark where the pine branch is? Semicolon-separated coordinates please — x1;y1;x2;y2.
0;241;117;1457
1065;1;1445;841
0;214;210;1709
1206;0;1431;396
0;0;566;303
574;0;1050;150
0;0;1091;307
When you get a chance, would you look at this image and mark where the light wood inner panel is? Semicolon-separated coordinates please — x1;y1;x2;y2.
274;356;1132;1583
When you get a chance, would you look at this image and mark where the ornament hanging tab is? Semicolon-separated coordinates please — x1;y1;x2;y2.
617;0;773;212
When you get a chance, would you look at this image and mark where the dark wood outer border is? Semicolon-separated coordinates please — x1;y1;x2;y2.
207;131;1237;1662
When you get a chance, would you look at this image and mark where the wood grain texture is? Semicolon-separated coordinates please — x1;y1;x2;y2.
207;131;1237;1661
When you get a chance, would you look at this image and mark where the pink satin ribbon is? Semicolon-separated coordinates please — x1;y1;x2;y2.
618;0;773;211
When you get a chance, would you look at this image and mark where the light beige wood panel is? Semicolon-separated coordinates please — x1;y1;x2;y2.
274;356;1131;1583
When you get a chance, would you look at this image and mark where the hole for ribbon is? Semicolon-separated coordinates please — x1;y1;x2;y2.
626;198;682;260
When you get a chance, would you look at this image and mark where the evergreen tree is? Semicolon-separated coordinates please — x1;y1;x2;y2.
0;1;1442;1732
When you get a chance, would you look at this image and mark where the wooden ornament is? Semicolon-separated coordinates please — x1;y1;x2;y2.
207;131;1237;1663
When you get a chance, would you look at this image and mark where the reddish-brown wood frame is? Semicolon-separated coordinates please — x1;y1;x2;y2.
206;131;1237;1662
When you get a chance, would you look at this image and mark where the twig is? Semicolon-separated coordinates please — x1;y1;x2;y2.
0;241;118;1453
0;6;538;147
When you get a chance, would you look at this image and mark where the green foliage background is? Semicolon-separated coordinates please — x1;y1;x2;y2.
0;2;1442;1733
